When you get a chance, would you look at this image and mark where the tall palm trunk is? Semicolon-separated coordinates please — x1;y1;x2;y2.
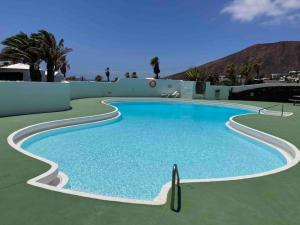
47;63;55;82
34;67;42;81
29;65;36;81
29;65;42;82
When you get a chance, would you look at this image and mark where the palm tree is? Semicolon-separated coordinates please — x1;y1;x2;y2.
226;64;237;85
240;63;252;84
32;30;72;82
150;56;160;79
59;56;70;78
185;67;206;81
253;62;262;79
0;32;42;81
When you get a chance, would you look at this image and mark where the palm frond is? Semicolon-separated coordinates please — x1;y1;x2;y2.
150;56;159;66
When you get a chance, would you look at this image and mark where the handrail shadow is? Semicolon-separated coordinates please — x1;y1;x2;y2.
170;164;181;212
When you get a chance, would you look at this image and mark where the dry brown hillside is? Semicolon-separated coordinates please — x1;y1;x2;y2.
166;41;300;80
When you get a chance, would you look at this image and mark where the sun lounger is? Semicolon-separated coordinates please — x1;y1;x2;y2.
161;91;180;98
169;91;180;98
161;93;169;97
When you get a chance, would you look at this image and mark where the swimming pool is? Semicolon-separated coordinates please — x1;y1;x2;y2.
21;101;288;202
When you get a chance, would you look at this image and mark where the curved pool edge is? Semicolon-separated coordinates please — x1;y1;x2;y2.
6;98;300;206
226;115;300;166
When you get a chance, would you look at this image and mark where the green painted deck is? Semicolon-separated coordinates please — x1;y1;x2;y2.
1;99;300;225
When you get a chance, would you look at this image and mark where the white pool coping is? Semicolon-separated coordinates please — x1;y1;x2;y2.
7;98;300;205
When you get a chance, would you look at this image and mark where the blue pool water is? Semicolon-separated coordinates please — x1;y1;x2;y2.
22;102;287;201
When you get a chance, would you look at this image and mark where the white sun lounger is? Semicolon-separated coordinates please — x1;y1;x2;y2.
161;91;180;98
169;91;180;98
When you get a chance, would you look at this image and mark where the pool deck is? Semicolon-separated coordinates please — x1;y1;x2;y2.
1;98;300;225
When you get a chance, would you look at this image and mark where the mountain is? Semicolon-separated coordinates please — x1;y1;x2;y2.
166;41;300;80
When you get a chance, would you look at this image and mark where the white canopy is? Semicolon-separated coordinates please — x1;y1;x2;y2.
1;63;30;69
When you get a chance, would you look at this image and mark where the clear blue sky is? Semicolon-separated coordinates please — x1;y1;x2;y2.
0;0;299;79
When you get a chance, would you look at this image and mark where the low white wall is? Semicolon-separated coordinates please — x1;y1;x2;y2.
0;81;70;117
204;82;232;100
181;81;196;99
70;79;183;99
0;79;195;117
69;81;104;99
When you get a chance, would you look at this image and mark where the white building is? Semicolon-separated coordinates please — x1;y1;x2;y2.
0;63;64;82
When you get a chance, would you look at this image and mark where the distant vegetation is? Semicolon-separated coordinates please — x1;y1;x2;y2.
183;62;263;86
239;63;252;85
225;63;263;85
123;72;138;78
185;67;219;85
124;72;130;78
206;73;219;85
131;72;138;78
225;64;237;85
253;62;262;79
95;75;102;82
185;67;206;82
0;30;72;82
66;76;77;81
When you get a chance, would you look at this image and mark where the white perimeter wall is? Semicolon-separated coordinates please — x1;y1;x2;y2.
70;79;185;99
0;81;70;117
180;81;196;99
0;79;195;117
204;82;233;100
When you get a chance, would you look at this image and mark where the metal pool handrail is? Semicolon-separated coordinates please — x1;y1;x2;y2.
170;164;181;212
258;104;284;117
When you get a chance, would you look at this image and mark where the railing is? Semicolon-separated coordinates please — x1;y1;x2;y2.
170;164;181;212
258;104;284;117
